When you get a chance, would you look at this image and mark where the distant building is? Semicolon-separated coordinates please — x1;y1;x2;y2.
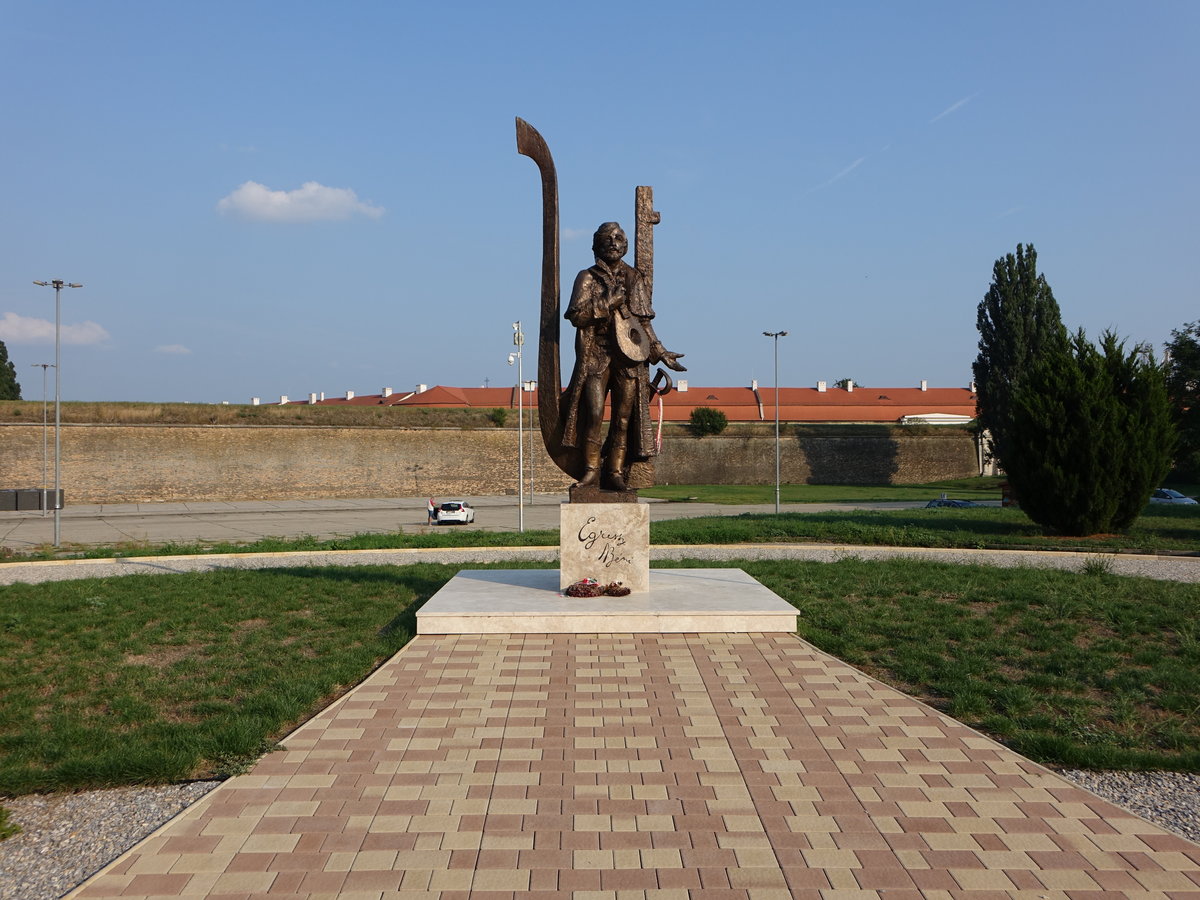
265;382;977;425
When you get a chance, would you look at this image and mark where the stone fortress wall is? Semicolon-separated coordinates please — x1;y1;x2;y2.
0;424;979;503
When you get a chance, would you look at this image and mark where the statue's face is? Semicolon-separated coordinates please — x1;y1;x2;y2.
594;226;627;264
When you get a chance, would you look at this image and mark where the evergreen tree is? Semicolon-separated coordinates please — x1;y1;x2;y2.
0;339;20;401
1004;330;1173;536
689;406;728;436
972;244;1068;470
1165;322;1200;480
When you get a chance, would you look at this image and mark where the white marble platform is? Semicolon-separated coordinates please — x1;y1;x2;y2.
416;568;798;634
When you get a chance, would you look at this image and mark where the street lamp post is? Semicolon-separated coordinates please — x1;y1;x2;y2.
34;280;82;546
762;331;788;514
509;322;525;532
30;363;54;517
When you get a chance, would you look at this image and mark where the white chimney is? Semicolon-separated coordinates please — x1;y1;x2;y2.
920;380;928;392
251;397;260;406
677;379;688;392
309;393;318;404
345;390;355;400
845;380;854;392
382;387;393;397
416;384;428;393
319;392;325;401
817;381;827;392
280;395;288;405
969;380;976;393
751;379;758;391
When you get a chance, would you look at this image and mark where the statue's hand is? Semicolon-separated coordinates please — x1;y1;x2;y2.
660;350;687;372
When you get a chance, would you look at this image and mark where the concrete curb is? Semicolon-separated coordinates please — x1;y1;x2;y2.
3;542;1197;586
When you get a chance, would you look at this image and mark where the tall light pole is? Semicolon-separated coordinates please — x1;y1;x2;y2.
763;331;788;514
34;279;82;546
509;321;525;532
30;363;54;517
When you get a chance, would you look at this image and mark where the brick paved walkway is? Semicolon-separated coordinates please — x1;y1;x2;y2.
72;633;1200;898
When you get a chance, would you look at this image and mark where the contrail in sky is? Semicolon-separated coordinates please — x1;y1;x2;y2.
930;91;980;123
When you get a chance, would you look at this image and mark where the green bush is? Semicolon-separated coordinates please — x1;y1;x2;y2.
689;407;728;436
487;408;508;427
1006;330;1174;536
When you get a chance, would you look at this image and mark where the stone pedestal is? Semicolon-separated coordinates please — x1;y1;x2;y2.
559;501;650;593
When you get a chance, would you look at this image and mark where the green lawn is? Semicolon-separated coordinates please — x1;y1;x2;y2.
641;477;1007;504
651;504;1200;554
1;557;1198;800
0;562;468;795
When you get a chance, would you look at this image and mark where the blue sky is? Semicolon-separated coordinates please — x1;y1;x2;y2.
2;1;1195;403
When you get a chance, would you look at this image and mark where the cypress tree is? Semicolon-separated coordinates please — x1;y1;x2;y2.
0;339;20;401
1004;330;1173;536
972;244;1068;470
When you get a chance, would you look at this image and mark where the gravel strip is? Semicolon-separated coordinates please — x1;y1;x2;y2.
1055;768;1200;844
0;781;219;899
1;770;1197;898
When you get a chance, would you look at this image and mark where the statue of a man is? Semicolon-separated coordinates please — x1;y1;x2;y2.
561;222;686;491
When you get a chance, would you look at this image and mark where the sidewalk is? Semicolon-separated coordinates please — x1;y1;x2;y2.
70;631;1200;898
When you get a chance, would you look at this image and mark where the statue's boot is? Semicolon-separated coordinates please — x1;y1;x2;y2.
603;439;628;492
577;440;603;487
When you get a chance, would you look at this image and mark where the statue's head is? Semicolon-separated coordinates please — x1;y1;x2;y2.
592;222;627;264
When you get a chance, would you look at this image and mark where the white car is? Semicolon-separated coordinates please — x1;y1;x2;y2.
436;501;476;524
1149;488;1198;505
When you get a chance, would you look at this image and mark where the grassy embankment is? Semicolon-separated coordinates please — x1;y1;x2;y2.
1;555;1198;800
0;400;510;429
640;476;1007;504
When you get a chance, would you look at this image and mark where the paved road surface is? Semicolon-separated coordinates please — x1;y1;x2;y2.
0;495;928;551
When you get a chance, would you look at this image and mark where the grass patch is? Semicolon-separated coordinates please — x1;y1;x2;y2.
641;477;1006;504
0;562;515;794
649;504;1200;554
0;400;520;429
0;805;19;840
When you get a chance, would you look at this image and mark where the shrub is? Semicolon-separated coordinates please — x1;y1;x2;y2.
1006;330;1174;536
487;408;508;427
690;407;728;436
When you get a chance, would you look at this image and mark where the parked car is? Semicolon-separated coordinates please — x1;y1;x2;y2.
925;498;979;508
436;500;476;524
1149;488;1198;505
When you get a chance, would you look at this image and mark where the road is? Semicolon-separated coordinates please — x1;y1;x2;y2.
0;495;928;551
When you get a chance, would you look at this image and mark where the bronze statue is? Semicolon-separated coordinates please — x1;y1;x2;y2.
516;118;685;498
564;222;686;491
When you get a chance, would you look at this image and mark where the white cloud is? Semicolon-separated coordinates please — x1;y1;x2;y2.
0;312;110;345
216;180;384;222
154;344;192;355
930;92;980;124
563;227;588;240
